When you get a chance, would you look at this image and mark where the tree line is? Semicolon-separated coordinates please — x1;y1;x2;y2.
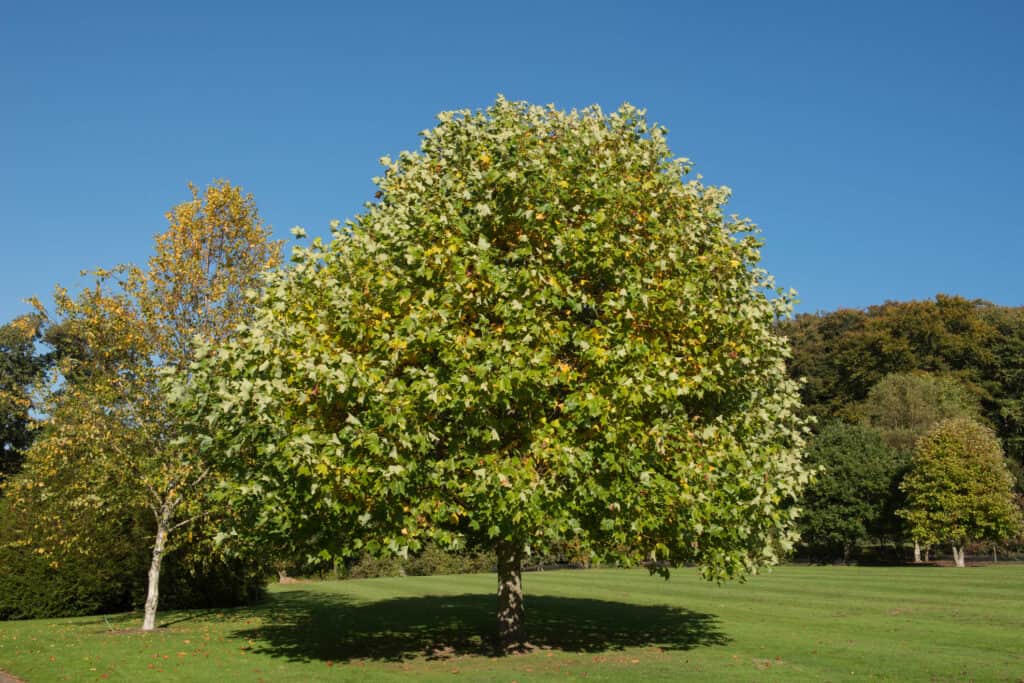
779;300;1024;564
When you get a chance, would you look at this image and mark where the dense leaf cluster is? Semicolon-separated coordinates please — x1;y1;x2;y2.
797;422;905;561
783;301;1024;561
0;315;47;484
183;98;810;580
900;418;1022;551
779;296;1024;466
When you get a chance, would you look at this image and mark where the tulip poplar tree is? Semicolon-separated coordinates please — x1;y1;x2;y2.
11;181;280;630
183;99;810;649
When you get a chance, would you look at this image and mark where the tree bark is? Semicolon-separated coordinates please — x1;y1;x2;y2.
496;540;525;651
142;514;170;631
913;539;921;563
953;544;965;568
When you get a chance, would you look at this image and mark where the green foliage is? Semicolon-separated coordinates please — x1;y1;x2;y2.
855;371;981;454
183;98;809;581
797;422;905;561
0;471;267;621
778;296;1024;474
6;181;281;626
899;418;1023;550
345;544;496;579
0;492;142;620
983;306;1024;474
0;314;47;485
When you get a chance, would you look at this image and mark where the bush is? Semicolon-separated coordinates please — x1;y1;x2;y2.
0;493;267;621
343;544;496;579
403;545;495;576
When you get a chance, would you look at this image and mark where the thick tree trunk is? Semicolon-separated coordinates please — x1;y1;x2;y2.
496;540;525;651
952;544;965;568
142;515;169;631
913;540;921;563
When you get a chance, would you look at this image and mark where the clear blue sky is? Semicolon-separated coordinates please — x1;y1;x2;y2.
2;1;1022;324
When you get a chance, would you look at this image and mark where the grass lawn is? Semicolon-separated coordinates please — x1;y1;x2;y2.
0;564;1022;681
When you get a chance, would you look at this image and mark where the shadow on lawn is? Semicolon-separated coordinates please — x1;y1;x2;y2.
231;590;728;662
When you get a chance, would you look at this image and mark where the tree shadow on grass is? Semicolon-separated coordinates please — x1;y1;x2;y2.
231;590;728;662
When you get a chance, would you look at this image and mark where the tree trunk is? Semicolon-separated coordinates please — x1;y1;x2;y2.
913;539;921;563
496;540;525;651
142;514;169;631
953;544;965;568
924;545;930;562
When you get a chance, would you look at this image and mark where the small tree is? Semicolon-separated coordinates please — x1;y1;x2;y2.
797;422;902;562
12;181;280;629
899;418;1022;567
183;98;810;650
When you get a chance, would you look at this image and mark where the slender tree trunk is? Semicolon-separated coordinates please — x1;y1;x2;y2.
992;547;997;563
953;544;965;568
496;540;525;651
913;539;921;563
924;545;930;562
142;513;170;631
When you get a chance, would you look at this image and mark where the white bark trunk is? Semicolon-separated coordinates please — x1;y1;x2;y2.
142;515;170;631
953;544;965;568
913;540;921;563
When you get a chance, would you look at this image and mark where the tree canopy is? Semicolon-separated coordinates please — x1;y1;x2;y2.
182;98;810;647
778;296;1024;478
899;417;1022;567
797;422;904;562
854;371;981;454
0;314;46;485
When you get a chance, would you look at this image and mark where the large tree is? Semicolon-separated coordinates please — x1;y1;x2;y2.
899;418;1022;567
182;98;810;649
9;180;281;630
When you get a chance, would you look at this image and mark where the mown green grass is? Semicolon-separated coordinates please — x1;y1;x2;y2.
1;565;1022;681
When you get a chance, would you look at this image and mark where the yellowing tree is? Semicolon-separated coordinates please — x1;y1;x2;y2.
11;180;281;630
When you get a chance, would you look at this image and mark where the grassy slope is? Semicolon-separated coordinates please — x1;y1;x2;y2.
0;565;1021;682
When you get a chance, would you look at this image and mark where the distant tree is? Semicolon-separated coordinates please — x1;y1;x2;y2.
982;306;1024;486
9;180;281;630
0;314;47;485
181;98;811;650
855;372;981;454
798;422;903;562
778;296;1024;479
899;418;1022;567
780;296;995;420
